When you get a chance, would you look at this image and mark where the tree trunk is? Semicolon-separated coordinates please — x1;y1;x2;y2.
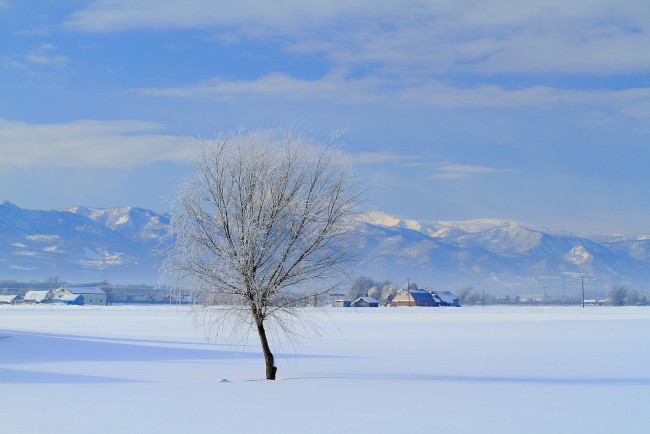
256;319;277;380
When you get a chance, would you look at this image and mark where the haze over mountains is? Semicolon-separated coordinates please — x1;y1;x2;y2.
2;201;649;296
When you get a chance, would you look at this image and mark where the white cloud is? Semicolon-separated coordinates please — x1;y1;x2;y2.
431;165;503;180
134;72;650;115
64;0;650;75
135;71;382;103
3;43;70;70
347;152;421;165
64;0;387;32
0;119;193;168
2;58;27;69
25;43;69;67
398;82;650;109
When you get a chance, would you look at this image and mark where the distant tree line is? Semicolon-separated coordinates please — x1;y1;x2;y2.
344;276;397;306
3;278;648;307
341;279;650;307
610;285;648;306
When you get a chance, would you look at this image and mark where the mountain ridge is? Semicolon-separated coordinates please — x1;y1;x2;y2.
1;201;649;295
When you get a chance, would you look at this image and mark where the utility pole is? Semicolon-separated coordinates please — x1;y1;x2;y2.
482;289;485;308
581;276;585;308
407;277;411;307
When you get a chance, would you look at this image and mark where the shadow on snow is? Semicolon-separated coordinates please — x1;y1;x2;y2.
0;367;140;384
281;374;650;386
0;330;340;383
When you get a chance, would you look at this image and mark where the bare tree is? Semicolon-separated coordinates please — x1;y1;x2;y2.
624;289;640;306
380;283;396;306
367;285;380;300
345;276;374;300
611;285;629;306
161;129;363;380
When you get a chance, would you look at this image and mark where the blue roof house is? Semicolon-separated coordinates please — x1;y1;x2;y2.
52;287;106;306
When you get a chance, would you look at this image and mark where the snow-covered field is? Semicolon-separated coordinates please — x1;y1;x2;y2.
1;305;649;433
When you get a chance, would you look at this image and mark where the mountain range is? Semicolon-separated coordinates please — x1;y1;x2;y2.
2;201;649;296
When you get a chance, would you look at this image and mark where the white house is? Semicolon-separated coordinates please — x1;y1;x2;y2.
23;290;54;303
0;294;20;304
53;287;106;305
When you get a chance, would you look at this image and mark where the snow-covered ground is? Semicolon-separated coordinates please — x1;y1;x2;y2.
1;305;649;433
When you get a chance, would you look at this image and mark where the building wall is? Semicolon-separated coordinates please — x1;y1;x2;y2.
52;288;106;305
82;295;106;305
52;288;69;300
391;291;413;304
353;300;378;307
391;300;437;307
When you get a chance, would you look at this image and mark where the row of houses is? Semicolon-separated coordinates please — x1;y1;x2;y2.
336;288;460;308
0;287;107;306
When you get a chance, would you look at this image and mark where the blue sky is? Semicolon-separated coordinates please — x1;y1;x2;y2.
1;0;649;234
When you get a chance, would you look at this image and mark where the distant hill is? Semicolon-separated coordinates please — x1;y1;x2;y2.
0;201;167;284
2;202;649;295
356;211;650;295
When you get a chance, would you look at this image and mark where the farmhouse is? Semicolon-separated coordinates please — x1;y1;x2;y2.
23;290;54;303
52;287;107;305
335;300;351;307
432;290;460;307
0;294;20;304
353;296;379;307
390;288;438;307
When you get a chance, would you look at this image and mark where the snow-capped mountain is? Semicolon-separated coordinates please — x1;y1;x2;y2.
356;211;650;294
0;201;167;284
2;201;649;294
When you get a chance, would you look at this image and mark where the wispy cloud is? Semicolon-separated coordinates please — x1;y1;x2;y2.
64;0;387;33
64;1;650;75
431;164;503;180
3;43;69;71
347;152;422;165
133;72;650;116
24;43;69;67
14;28;51;36
134;71;382;103
2;58;27;70
0;119;193;168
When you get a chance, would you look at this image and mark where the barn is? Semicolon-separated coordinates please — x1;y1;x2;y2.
23;290;54;303
0;294;20;304
390;288;438;307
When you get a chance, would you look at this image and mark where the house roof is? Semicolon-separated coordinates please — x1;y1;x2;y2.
403;288;436;303
0;294;19;302
433;291;458;304
54;294;83;302
355;296;378;304
66;287;105;295
24;290;51;301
